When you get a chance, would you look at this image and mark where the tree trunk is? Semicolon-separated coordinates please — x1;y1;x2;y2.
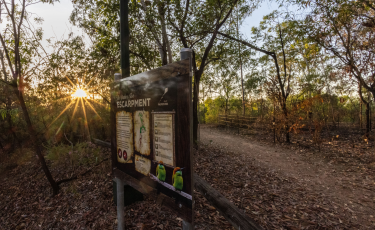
157;2;172;64
368;94;372;131
282;101;290;143
193;73;201;148
360;102;362;129
6;109;18;152
365;102;370;137
13;86;59;195
0;138;3;151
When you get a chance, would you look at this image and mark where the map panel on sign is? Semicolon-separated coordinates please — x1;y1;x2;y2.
134;111;150;156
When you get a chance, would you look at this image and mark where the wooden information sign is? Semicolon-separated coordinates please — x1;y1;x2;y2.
111;58;193;223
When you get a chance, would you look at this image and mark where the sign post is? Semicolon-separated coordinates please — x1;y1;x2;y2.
112;49;194;228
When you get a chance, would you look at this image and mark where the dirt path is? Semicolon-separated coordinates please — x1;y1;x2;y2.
200;125;375;229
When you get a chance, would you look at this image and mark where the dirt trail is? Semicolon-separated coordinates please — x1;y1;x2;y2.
200;125;375;228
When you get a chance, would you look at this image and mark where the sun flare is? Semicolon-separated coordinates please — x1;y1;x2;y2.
72;88;87;98
48;76;105;141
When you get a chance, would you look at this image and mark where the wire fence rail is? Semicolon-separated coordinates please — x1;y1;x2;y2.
216;113;374;138
217;114;258;129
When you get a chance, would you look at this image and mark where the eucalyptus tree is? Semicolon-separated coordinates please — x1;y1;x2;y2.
358;83;371;136
217;13;293;141
299;0;375;99
0;0;62;194
217;10;326;142
70;0;177;76
215;66;240;114
167;0;258;142
244;67;265;102
70;0;259;144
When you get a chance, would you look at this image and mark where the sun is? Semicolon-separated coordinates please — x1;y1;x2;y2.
48;76;106;142
72;88;87;98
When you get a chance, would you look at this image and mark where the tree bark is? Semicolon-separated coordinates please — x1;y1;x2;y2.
359;83;370;137
282;100;290;143
1;0;59;195
366;102;370;136
157;1;172;64
278;24;290;143
174;0;239;147
360;102;362;129
193;72;201;148
13;86;59;195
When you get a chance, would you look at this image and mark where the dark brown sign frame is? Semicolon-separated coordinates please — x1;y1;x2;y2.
110;59;193;222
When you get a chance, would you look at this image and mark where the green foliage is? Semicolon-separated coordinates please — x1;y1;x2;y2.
204;97;226;123
45;142;101;168
0;108;18;122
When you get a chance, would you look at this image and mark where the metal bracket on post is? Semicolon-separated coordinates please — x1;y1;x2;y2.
180;48;193;77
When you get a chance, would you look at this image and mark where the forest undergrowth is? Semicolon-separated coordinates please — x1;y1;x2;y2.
200;124;375;229
0;143;234;230
223;124;375;172
1;124;375;229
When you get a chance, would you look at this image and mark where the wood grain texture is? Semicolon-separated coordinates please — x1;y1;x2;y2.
176;73;192;195
116;59;190;87
110;60;193;224
194;173;264;230
114;169;154;194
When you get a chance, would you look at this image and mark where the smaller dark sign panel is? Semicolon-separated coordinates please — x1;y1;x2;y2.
111;59;193;218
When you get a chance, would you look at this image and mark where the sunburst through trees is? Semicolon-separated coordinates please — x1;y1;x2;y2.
48;76;105;142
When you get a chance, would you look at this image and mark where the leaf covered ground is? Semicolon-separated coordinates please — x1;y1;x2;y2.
0;145;233;230
1;125;374;229
200;125;375;229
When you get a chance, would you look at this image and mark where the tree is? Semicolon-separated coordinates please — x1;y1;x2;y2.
70;0;176;76
70;0;259;146
217;15;291;141
0;0;60;194
168;0;258;144
358;82;371;136
301;0;375;99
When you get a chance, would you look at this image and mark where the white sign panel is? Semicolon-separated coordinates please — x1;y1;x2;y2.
116;111;134;163
153;112;175;166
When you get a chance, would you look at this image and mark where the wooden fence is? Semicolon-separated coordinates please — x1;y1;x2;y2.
217;114;259;130
217;114;372;134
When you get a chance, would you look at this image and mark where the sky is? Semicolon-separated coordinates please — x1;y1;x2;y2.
27;0;280;50
27;0;85;50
